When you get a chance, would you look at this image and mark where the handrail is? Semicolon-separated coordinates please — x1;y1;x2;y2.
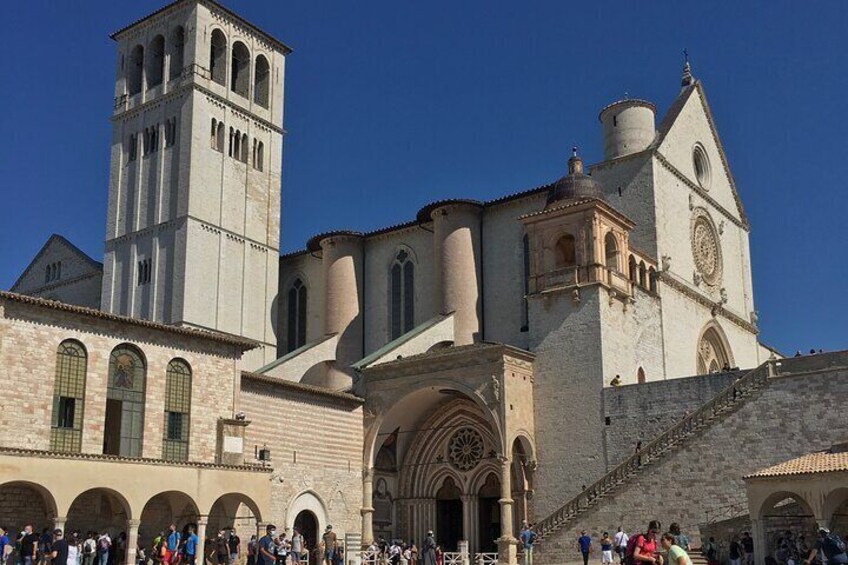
536;360;774;537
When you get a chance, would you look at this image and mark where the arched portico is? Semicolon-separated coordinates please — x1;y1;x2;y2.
360;343;536;565
288;490;330;548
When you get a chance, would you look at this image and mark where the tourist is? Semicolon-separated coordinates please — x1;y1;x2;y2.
635;442;643;466
184;527;198;565
0;527;10;565
802;528;848;565
668;525;689;553
228;531;240;565
246;536;257;565
739;533;753;565
164;526;180;565
729;536;742;565
96;532;111;565
613;527;628;565
38;528;52;565
257;526;276;565
137;546;147;565
333;544;344;565
50;530;68;565
214;532;229;565
628;521;663;565
434;546;442;565
700;537;718;565
520;522;536;565
82;533;96;565
659;534;691;565
401;544;410;565
66;533;80;565
409;540;418;565
290;530;303;565
600;532;613;565
321;527;336;565
420;532;436;565
611;375;622;388
577;530;592;565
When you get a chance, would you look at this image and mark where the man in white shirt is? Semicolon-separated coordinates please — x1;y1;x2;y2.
614;527;629;564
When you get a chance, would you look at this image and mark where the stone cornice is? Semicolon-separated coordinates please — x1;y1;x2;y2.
112;81;285;136
241;371;365;405
364;343;535;379
658;271;757;334
0;445;271;473
654;151;748;232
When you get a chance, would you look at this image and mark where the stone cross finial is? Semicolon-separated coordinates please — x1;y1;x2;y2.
681;48;695;88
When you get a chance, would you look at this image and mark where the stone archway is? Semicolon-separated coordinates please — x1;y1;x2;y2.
758;491;817;559
288;490;329;550
139;491;199;550
0;481;57;536
208;493;262;549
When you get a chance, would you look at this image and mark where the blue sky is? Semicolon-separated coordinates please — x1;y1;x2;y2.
0;1;846;354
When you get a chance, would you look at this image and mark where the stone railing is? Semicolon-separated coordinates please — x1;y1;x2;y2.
536;360;775;538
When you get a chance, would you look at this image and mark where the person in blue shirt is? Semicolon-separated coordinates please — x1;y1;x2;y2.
578;531;593;565
184;526;199;565
166;524;181;564
258;525;277;565
519;522;536;565
0;526;10;565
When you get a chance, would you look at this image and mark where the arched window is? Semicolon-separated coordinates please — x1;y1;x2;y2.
216;121;225;152
233;129;241;160
241;133;249;163
169;26;185;80
50;340;87;452
555;234;576;269
287;279;308;352
628;255;637;282
45;265;51;283
390;249;415;339
637;367;646;384
254;55;270;108
639;261;647;288
604;232;619;271
128;45;144;95
211;118;218;149
147;35;165;88
253;140;264;171
210;29;227;86
228;127;235;157
231;41;250;97
648;267;657;292
163;359;192;461
104;345;146;457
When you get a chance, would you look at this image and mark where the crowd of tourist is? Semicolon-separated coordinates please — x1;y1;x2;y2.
362;530;436;565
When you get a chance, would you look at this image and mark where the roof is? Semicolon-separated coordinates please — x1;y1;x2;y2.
241;371;364;404
598;98;656;122
110;0;293;55
11;234;103;291
0;291;258;350
363;341;535;372
745;449;848;479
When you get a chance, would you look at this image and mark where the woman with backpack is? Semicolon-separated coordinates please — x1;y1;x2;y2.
624;521;663;565
803;528;848;565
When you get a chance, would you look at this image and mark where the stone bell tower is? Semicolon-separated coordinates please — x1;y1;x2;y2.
101;0;290;367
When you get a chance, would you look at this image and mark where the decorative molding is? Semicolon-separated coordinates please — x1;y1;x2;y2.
658;272;758;334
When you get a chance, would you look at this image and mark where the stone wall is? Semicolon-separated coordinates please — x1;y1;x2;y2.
239;375;364;540
534;355;848;564
602;371;742;467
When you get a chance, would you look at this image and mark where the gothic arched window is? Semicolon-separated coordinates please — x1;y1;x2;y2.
697;325;732;375
287;278;308;352
390;250;415;339
163;359;191;461
105;344;146;457
50;340;87;452
637;366;646;384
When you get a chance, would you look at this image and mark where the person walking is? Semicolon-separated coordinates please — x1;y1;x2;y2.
321;527;336;565
66;533;80;565
165;526;181;565
660;534;691;565
82;533;97;565
257;527;276;565
803;528;848;565
50;530;69;565
668;525;689;553
629;521;663;565
0;527;10;565
420;532;436;565
184;527;198;565
578;531;593;565
96;533;112;565
289;531;303;565
228;532;240;565
613;528;629;565
741;533;754;565
700;537;718;565
729;536;742;565
519;522;536;565
601;533;613;565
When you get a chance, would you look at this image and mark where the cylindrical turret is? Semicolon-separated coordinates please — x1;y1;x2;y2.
599;99;656;161
320;232;364;364
426;200;483;346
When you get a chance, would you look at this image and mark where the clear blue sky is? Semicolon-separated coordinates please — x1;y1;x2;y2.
0;1;846;355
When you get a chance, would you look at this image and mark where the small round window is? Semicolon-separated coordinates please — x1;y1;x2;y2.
693;144;711;189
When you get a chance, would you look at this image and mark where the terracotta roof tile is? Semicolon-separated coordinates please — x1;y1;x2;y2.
745;451;848;479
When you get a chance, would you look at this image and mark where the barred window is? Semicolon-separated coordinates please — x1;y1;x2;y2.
390;249;415;340
50;340;87;452
163;359;191;461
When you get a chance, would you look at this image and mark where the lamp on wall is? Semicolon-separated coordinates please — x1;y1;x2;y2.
256;444;271;466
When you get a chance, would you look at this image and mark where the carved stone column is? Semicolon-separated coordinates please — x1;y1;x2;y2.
497;458;517;565
361;466;375;545
126;519;140;565
196;517;208;565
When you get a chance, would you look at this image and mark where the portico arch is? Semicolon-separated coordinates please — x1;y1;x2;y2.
757;491;817;556
139;491;199;548
208;493;262;543
0;481;57;535
825;488;848;533
67;487;132;535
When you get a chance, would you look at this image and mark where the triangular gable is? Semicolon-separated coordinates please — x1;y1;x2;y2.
653;82;748;228
10;234;102;292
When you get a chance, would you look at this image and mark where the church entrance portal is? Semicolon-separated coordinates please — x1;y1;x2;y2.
436;476;463;551
477;474;501;553
294;510;318;552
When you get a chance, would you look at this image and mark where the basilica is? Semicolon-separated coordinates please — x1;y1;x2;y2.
5;2;845;565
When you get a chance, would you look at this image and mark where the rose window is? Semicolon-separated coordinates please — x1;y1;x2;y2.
447;427;484;472
691;214;722;285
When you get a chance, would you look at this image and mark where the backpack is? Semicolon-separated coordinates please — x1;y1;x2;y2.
624;534;643;565
84;540;96;555
702;542;717;561
823;533;847;558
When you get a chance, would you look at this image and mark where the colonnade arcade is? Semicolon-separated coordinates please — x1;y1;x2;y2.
0;451;271;565
360;343;536;565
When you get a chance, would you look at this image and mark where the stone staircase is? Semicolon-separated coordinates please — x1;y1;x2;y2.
533;360;775;545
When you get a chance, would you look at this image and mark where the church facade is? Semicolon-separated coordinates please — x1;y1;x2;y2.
2;1;794;564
